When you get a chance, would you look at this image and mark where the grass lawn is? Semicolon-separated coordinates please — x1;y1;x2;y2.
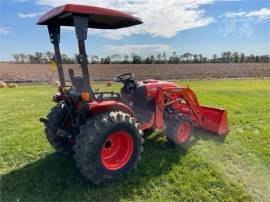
1;79;270;201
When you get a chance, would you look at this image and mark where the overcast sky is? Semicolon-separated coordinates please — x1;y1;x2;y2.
0;0;270;61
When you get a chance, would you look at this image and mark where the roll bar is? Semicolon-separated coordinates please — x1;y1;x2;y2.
38;4;143;99
47;15;94;97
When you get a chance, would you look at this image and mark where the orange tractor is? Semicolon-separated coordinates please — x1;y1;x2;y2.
39;4;228;184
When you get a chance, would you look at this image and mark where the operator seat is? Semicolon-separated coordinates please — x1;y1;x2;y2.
132;83;154;123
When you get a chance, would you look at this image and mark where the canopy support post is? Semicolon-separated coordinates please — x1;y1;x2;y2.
48;25;65;87
73;15;94;98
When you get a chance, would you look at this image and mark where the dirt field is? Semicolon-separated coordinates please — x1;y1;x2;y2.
0;63;270;83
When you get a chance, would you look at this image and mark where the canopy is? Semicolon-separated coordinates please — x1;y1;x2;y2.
37;4;142;29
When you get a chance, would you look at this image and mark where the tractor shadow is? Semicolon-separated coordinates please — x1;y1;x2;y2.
1;137;185;201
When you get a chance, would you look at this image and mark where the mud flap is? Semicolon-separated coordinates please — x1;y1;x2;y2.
200;106;229;135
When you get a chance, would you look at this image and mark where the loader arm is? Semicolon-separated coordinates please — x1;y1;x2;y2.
154;86;228;135
156;87;204;127
174;87;204;126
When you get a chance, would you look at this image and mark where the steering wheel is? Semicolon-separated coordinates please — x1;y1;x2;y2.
113;73;135;83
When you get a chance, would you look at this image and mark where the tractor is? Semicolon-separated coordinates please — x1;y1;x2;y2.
38;4;228;184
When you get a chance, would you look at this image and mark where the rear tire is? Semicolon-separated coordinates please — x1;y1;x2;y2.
44;103;73;154
73;111;144;184
164;113;193;149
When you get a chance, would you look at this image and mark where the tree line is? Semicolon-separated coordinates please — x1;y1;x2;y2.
12;51;270;64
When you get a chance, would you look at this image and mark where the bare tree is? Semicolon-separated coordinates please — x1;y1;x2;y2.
145;55;155;64
156;53;162;64
19;53;27;63
212;54;217;63
198;54;203;63
12;54;20;63
162;53;167;63
89;55;99;64
132;54;142;64
240;53;245;63
193;54;199;63
28;54;36;63
182;52;193;63
34;52;43;64
169;51;179;63
45;51;54;63
123;55;129;63
104;56;111;64
110;54;121;63
250;54;256;63
233;52;239;63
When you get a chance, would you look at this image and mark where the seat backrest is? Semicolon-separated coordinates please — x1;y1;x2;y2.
73;76;84;92
132;85;148;109
69;68;84;92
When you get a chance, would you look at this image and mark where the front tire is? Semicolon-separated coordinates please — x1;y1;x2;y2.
73;111;143;184
165;113;193;149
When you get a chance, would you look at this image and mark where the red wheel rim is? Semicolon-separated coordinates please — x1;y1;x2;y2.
101;131;134;171
176;122;191;143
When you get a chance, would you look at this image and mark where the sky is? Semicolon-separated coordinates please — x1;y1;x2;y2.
0;0;270;61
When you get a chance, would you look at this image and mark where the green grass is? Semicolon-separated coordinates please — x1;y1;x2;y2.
1;79;270;201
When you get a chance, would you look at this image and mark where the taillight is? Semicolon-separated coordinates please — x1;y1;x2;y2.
82;92;90;101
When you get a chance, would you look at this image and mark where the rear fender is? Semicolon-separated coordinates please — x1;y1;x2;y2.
88;100;136;118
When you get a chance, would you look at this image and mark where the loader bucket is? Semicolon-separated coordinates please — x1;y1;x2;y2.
200;106;229;135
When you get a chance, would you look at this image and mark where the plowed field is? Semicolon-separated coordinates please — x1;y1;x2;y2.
1;63;269;82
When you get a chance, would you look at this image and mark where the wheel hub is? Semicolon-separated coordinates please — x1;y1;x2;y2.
101;131;134;171
176;122;191;143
